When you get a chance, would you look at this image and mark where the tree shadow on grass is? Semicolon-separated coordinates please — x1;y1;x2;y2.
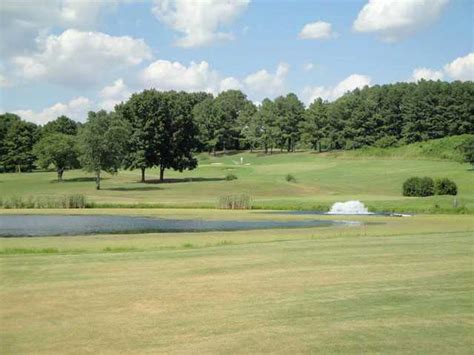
52;177;109;183
144;177;225;184
104;186;162;191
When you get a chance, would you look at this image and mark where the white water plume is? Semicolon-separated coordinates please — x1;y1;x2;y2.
327;200;373;215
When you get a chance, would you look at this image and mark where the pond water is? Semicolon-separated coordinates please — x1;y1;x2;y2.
0;215;360;237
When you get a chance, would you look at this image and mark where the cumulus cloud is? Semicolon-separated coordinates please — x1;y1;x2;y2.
0;0;115;56
152;0;250;47
444;53;474;81
13;96;93;125
244;63;289;98
410;53;474;82
140;59;288;100
410;67;444;81
12;29;152;87
298;21;337;40
0;73;10;87
140;60;221;92
219;77;243;91
353;0;449;42
99;78;132;111
302;74;372;105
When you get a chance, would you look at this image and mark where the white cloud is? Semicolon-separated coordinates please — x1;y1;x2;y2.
0;73;10;87
298;21;336;40
99;78;132;111
444;53;474;81
0;0;115;56
140;59;288;99
302;74;372;105
140;60;221;92
304;63;315;71
244;63;289;98
152;0;250;47
12;29;152;87
409;53;474;82
410;67;444;81
13;96;93;125
219;77;242;91
353;0;449;42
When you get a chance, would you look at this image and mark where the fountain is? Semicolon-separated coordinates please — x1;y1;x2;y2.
327;200;373;215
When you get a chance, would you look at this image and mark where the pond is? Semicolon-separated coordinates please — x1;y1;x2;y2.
0;215;361;237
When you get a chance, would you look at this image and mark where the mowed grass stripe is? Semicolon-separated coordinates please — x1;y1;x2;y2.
1;228;472;353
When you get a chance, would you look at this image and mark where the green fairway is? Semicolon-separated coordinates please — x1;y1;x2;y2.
1;212;473;353
1;151;472;213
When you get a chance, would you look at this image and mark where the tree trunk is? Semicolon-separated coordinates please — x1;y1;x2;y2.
140;167;146;183
160;166;165;182
57;167;64;181
318;141;322;153
264;142;268;154
95;170;101;190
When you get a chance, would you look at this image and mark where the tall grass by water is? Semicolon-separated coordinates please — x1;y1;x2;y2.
218;194;252;209
0;194;86;209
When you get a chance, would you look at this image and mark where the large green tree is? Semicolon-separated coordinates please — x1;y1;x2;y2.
41;115;79;136
33;133;79;181
78;111;129;190
1;118;39;172
300;98;328;152
194;90;255;153
0;113;22;172
119;90;206;182
274;93;305;152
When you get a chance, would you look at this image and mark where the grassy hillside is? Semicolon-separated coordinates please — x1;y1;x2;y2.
1;213;472;353
330;134;472;161
0;136;472;213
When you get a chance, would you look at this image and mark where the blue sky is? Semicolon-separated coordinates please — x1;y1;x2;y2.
0;0;472;124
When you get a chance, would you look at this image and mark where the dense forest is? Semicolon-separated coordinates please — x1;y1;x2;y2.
1;80;473;179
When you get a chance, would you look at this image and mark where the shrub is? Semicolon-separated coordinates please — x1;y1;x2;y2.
434;178;457;195
374;136;398;148
285;174;296;183
225;173;238;181
402;177;434;197
218;194;251;209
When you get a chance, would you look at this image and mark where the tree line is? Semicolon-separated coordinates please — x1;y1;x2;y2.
1;80;473;188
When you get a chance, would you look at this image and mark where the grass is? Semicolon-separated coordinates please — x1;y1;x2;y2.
1;136;473;214
0;194;86;209
0;211;472;353
218;194;252;209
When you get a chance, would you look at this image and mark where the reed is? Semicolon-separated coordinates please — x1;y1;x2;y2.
217;194;252;209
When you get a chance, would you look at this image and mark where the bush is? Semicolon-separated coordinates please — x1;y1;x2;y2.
217;194;251;209
225;173;238;181
285;174;296;182
374;136;398;148
434;178;457;195
402;177;434;197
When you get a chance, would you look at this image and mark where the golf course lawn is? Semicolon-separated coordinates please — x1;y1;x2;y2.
1;151;473;213
1;211;473;353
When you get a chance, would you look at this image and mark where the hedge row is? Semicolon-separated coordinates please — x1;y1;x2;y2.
403;177;457;197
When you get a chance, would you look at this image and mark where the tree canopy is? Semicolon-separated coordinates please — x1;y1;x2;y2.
77;111;129;190
33;133;79;181
1;80;473;186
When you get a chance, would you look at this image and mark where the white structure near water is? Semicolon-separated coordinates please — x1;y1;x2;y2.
327;200;373;215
